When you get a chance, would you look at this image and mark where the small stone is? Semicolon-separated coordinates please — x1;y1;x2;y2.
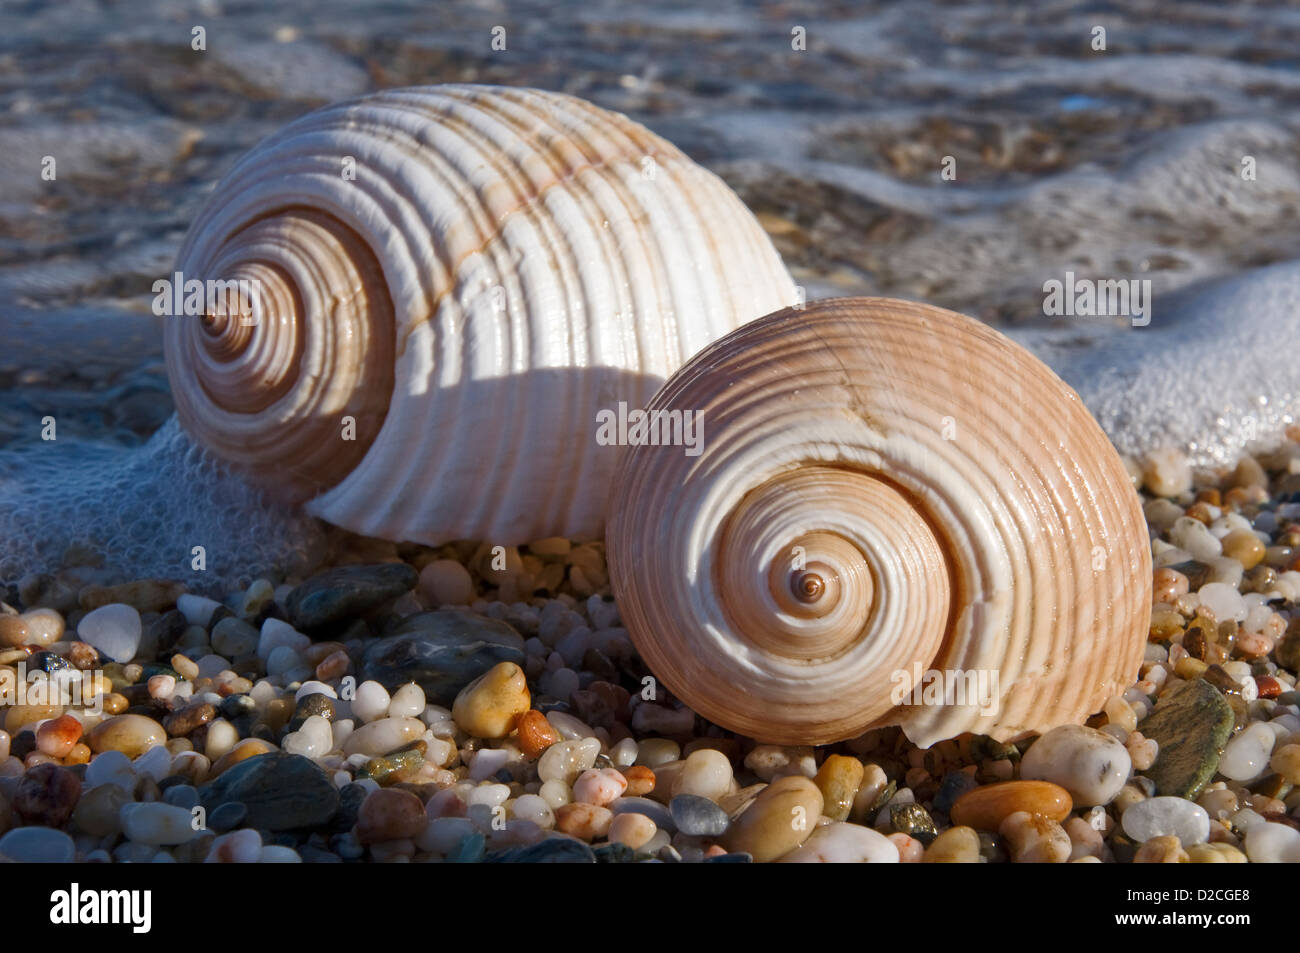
777;822;899;863
360;610;525;705
672;748;733;802
670;794;730;837
283;715;334;761
198;752;339;831
204;828;262;863
1186;842;1248;863
418;560;474;606
950;780;1072;832
86;714;166;759
387;682;425;719
0;614;29;648
933;770;979;814
76;604;142;663
1218;722;1275;783
341;716;425;757
1139;678;1234;798
1243;821;1300;862
72;782;130;836
573;768;627;807
537;737;601;786
1000;811;1071;863
607;812;656;850
452;661;530;739
163;702;216;738
922;825;981;863
623;765;655;797
1221;530;1265;570
352;681;392;724
634;738;680;768
516;710;560;758
555;802;613;841
211;617;259;658
483;837;595;863
813;754;864;821
0;826;76;862
288;693;336;732
120;802;201;845
743;744;816;780
354;788;426;844
206;801;247;833
286;563;418;630
36;714;82;758
609;796;675;834
889;802;938;844
1122;796;1211;844
1269;744;1300;784
722;776;823;863
207;738;276;778
1133;834;1189;863
1143;447;1191;497
1020;724;1132;806
14;764;81;827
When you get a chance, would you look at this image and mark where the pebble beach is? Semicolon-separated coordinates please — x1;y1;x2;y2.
4;1;1300;869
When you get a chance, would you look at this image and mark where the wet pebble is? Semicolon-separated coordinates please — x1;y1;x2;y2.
1020;724;1131;806
1121;795;1211;845
670;793;730;837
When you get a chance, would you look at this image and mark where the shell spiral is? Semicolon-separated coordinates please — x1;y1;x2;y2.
164;85;797;543
606;297;1152;747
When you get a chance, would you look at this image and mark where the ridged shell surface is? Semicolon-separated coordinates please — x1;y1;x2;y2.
606;297;1151;748
164;85;797;544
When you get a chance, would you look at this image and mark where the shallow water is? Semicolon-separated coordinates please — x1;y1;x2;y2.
3;0;1300;586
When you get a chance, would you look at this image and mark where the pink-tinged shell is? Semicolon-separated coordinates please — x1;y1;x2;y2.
164;85;797;544
606;297;1152;747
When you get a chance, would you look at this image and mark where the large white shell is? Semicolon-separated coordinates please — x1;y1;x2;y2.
607;297;1152;748
164;85;797;544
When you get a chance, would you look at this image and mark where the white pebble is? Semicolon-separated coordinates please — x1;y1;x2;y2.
204;829;262;863
282;715;333;760
387;682;426;719
470;747;511;781
1170;517;1221;561
84;750;135;790
294;680;339;702
120;802;201;845
177;594;222;628
257;618;310;660
1196;582;1246;622
1121;796;1210;845
1020;724;1131;806
1244;821;1300;862
77;604;142;663
258;845;303;863
777;822;899;863
1218;722;1276;782
133;744;173;783
352;680;392;723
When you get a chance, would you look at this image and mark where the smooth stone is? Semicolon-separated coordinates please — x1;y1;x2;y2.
76;604;141;663
204;828;262;863
0;826;76;862
288;693;336;733
286;563;418;630
722;776;823;863
922;825;981;863
950;780;1072;832
13;764;81;827
208;801;248;833
483;835;596;863
1243;821;1300;862
669;794;730;837
86;714;166;759
889;802;938;844
609;796;676;834
257;618;311;661
1218;722;1276;783
607;812;657;849
120;802;201;845
537;738;601;786
1121;796;1211;845
572;767;627;807
776;821;900;863
83;749;134;790
71;783;130;837
1139;678;1234;798
354;787;426;844
446;830;486;862
814;754;864;821
162;784;199;810
208;738;277;778
452;661;531;739
671;748;733;803
341;716;424;757
198;752;339;831
211;617;259;658
360;610;525;706
418;560;474;606
351;681;391;724
1020;724;1132;806
162;702;215;738
1000;810;1072;863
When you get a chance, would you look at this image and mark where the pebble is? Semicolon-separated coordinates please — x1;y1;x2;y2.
623;765;655;797
211;617;259;658
743;744;816;780
607;811;657;849
1121;795;1210;844
483;837;595;863
283;715;333;760
361;611;525;705
722;776;823;863
0;826;76;862
355;788;427;843
634;738;681;768
999;811;1071;863
208;737;276;778
1243;821;1300;862
670;793;730;837
341;716;425;757
1133;834;1189;863
516;710;560;758
573;767;627;807
14;763;81;827
609;796;675;834
120;802;201;845
198;752;339;831
257;618;310;661
672;748;733;802
555;802;613;841
71;782;130;836
83;749;135;790
419;560;475;606
888;832;925;862
76;604;141;663
629;704;694;735
36;714;82;758
162;702;216;738
387;682;425;719
1020;724;1132;806
1139;678;1234;797
351;681;392;724
452;662;531;739
286;563;417;630
537;738;601;785
204;828;262;863
922;825;981;863
1269;743;1300;783
86;714;166;759
950;780;1072;831
1186;843;1248;863
777;822;900;863
813;754;864;821
1218;722;1276;782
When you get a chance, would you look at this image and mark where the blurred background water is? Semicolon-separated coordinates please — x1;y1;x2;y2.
2;0;1300;587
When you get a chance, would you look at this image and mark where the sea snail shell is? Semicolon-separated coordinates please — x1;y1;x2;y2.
606;297;1152;748
164;85;796;544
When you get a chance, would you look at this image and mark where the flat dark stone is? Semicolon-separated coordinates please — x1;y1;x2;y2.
360;609;525;706
483;836;596;863
669;794;729;837
1140;678;1234;798
286;563;417;631
198;752;339;831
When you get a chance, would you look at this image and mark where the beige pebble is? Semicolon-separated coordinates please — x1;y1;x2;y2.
722;775;824;863
1186;842;1248;863
1269;744;1300;784
1064;816;1104;861
418;560;474;606
607;811;657;849
452;662;530;739
1134;834;1189;863
999;810;1071;863
207;738;277;778
554;802;613;842
849;763;889;824
814;754;864;822
922;825;981;863
673;748;733;802
85;714;165;758
888;832;924;862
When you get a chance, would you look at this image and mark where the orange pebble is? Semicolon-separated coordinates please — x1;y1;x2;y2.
65;743;92;765
516;710;560;759
316;649;351;682
36;714;83;758
623;764;656;797
950;780;1073;832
